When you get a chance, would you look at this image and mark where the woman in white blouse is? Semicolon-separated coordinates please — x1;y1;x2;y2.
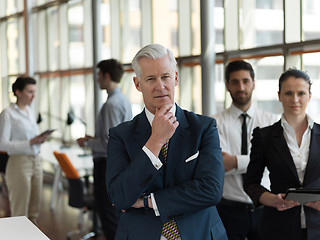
0;76;48;224
244;69;320;240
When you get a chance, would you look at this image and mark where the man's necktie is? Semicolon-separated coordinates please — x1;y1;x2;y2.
161;140;169;163
241;113;248;155
160;140;181;240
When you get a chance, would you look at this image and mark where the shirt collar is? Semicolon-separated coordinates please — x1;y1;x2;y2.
12;103;30;116
107;87;120;99
229;103;255;119
281;113;314;130
145;103;176;127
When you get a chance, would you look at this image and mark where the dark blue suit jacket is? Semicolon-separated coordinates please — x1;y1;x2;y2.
106;105;227;240
244;120;320;240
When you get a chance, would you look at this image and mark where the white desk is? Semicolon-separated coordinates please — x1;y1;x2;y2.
0;216;50;239
40;142;93;209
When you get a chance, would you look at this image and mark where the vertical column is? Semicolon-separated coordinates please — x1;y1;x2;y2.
178;0;193;111
110;0;121;59
200;0;216;116
92;0;102;118
141;0;153;46
24;0;34;76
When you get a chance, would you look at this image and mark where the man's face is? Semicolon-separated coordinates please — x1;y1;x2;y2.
133;55;178;114
225;70;255;109
97;70;109;90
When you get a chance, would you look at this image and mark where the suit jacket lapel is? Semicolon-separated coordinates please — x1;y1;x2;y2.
303;123;320;185
134;110;152;148
271;121;300;181
165;105;190;182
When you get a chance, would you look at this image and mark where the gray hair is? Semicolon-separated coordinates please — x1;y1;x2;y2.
132;44;177;77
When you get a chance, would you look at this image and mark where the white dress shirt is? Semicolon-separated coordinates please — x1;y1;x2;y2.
142;105;181;240
281;114;313;229
214;104;279;203
0;103;40;155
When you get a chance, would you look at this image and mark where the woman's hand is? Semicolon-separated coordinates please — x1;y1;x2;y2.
259;192;300;211
30;134;48;145
305;201;320;211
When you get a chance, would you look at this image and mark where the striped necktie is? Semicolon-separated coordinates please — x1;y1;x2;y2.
160;140;181;239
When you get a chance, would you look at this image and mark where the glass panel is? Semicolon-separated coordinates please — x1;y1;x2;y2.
191;0;201;55
215;63;225;113
153;0;179;56
34;10;48;72
214;1;225;52
18;16;26;74
36;0;48;6
70;75;86;139
101;0;111;59
47;6;59;71
7;19;19;74
68;3;84;68
121;0;141;62
239;0;283;49
6;0;24;15
0;2;7;17
303;52;320;122
302;0;320;41
192;65;203;114
248;56;284;114
121;71;142;117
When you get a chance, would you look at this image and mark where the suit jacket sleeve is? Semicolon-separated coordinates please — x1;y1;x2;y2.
107;115;225;222
243;126;269;207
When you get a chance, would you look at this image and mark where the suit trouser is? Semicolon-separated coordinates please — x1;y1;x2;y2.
217;198;262;240
5;154;43;224
94;158;121;240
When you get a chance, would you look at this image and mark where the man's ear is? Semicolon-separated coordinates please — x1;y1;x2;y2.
133;77;141;92
174;70;179;86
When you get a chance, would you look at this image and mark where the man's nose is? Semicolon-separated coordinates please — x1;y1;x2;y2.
155;78;165;89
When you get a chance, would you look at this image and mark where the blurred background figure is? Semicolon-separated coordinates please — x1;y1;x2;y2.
0;76;49;224
214;60;278;240
77;59;132;240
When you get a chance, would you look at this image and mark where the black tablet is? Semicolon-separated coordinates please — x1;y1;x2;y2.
39;129;56;137
284;188;320;205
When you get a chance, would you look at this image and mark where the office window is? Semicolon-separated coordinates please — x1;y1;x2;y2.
69;75;86;139
239;0;283;48
191;0;201;55
121;0;142;62
303;52;320;122
302;0;320;41
68;3;84;68
7;18;24;74
101;0;111;59
248;56;284;114
6;0;24;15
47;6;59;71
153;0;179;56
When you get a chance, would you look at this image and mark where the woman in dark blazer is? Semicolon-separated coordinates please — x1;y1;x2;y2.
244;69;320;240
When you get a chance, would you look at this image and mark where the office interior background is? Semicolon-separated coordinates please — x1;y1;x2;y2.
1;0;320;144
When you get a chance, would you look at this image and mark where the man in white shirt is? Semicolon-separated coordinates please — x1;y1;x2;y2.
214;60;278;240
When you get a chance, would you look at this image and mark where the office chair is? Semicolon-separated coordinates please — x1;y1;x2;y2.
0;152;8;196
53;151;98;240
